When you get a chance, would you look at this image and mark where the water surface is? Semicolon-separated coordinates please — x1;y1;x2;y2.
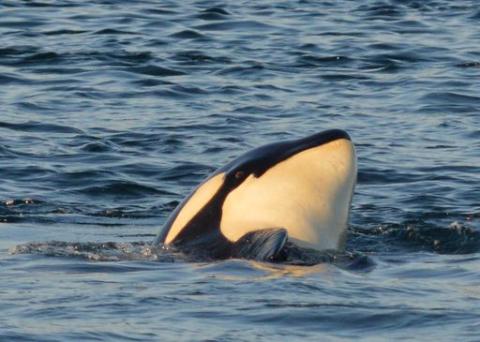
1;0;480;340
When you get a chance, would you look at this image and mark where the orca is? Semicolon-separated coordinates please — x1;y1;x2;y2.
153;129;357;262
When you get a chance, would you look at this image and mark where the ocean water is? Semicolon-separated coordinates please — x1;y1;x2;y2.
1;0;480;340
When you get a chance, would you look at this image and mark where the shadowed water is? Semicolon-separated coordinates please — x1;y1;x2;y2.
1;0;480;341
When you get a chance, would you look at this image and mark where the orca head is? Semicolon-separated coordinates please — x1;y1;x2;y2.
219;129;357;251
159;129;357;253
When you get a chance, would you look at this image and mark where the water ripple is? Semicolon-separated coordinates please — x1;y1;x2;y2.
0;120;83;134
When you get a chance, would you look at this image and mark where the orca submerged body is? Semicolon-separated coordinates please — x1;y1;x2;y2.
154;129;357;261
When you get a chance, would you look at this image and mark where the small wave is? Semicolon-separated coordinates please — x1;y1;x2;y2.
320;73;370;81
172;50;231;65
21;51;62;64
296;55;353;67
456;61;480;68
421;92;480;104
469;10;480;20
42;29;87;36
170;30;206;40
0;198;81;224
197;7;231;21
350;221;480;254
104;131;184;152
202;7;230;15
357;168;426;184
54;169;116;186
2;198;39;207
2;165;56;182
20;1;76;8
32;67;87;75
129;65;185;77
373;51;430;64
79;142;113;153
10;241;179;262
0;45;39;57
356;3;405;19
93;28;138;35
0;73;30;85
398;222;480;254
197;13;229;21
0;20;45;28
131;78;168;87
158;163;213;181
15;101;55;112
141;8;178;15
280;242;375;270
77;180;173;198
215;62;266;76
0;120;83;134
91;207;163;219
194;20;279;32
105;50;153;64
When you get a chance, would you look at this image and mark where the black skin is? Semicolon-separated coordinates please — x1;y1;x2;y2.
153;129;351;260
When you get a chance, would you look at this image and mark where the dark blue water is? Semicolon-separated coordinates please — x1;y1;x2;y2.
1;0;480;340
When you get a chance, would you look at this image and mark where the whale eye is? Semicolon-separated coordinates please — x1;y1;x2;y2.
234;171;245;179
